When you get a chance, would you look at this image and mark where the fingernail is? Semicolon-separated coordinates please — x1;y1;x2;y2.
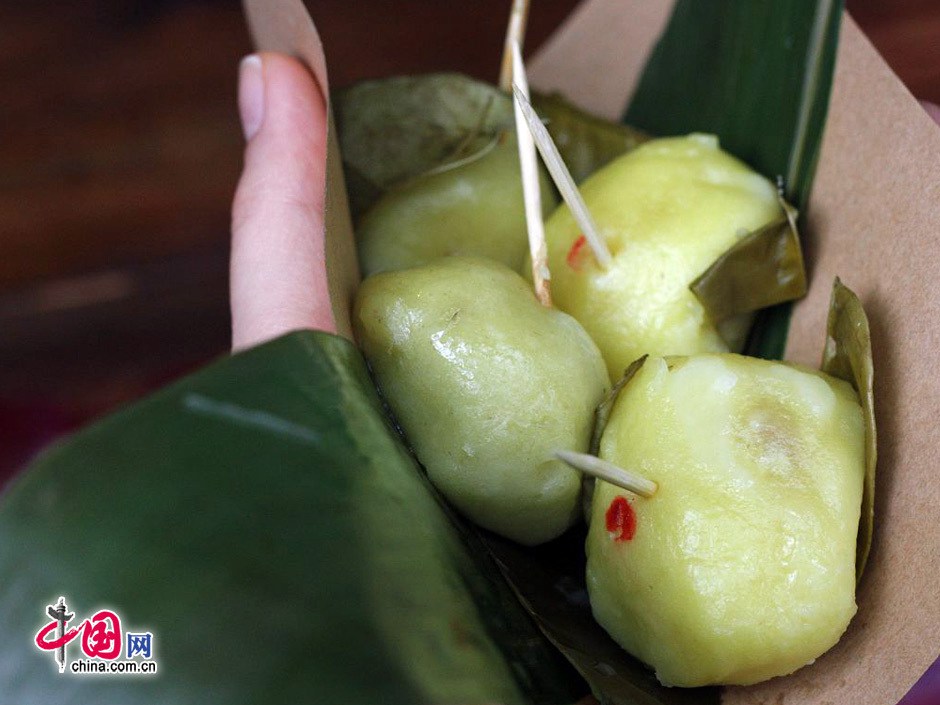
238;54;264;140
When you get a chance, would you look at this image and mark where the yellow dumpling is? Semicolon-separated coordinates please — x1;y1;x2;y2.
587;354;864;686
358;133;557;277
354;257;607;545
544;134;782;379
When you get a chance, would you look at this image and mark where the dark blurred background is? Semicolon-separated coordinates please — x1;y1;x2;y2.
1;0;937;468
2;0;937;474
0;1;937;700
0;0;590;473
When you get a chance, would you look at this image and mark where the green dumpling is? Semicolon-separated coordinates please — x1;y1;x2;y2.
354;257;608;545
357;132;557;277
587;354;864;686
544;134;782;379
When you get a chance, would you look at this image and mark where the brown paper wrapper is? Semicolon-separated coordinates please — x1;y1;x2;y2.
728;16;940;705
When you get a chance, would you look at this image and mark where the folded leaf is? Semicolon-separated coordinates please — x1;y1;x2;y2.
591;355;648;458
0;332;583;705
691;198;806;323
335;73;646;217
821;278;877;581
584;355;649;521
482;528;719;705
335;74;513;216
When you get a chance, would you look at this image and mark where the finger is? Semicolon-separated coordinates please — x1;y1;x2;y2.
230;52;336;352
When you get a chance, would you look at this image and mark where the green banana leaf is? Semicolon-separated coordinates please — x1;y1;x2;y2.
335;73;647;218
628;0;843;360
821;279;876;581
0;332;583;705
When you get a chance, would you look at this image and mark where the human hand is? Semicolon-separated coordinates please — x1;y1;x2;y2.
230;52;335;351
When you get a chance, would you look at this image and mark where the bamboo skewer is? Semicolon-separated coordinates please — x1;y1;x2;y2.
501;2;634;497
511;85;614;269
499;0;531;93
555;449;658;498
511;41;552;307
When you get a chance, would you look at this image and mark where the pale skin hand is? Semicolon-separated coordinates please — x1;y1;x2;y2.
231;52;336;351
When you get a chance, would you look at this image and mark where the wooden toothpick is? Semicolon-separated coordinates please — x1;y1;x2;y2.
499;0;531;93
555;449;658;498
511;40;551;307
511;85;613;269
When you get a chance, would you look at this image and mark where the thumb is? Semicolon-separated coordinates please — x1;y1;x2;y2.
230;52;336;351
